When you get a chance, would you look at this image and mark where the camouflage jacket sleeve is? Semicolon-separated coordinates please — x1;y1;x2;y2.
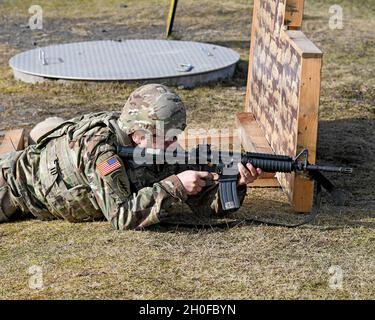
86;148;188;230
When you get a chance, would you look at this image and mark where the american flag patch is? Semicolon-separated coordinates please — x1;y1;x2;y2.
97;156;122;176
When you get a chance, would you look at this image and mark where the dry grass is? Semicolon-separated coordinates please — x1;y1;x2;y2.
0;0;374;299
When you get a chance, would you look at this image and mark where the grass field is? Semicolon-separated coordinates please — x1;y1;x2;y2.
0;0;374;299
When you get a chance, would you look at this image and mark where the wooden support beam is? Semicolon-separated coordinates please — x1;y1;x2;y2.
235;112;279;188
235;112;275;154
284;0;304;29
250;178;280;188
178;132;238;150
286;30;323;58
292;56;321;212
0;129;25;155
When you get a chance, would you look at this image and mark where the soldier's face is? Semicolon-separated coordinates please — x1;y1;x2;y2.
131;129;176;150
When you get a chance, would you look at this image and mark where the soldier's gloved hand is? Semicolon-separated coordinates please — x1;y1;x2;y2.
176;171;213;195
237;163;263;186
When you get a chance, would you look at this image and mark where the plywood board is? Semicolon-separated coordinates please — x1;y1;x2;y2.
235;112;279;187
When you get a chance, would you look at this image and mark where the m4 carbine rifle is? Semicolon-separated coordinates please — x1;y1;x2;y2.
117;145;352;212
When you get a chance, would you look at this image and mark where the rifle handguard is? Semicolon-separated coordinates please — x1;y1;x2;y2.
243;157;292;173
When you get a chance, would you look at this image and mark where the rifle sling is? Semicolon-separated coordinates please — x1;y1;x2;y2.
160;175;329;229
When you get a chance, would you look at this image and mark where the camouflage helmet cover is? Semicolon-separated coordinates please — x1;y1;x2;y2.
118;84;187;138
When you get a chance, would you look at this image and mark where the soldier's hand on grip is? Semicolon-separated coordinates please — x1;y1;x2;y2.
176;171;213;195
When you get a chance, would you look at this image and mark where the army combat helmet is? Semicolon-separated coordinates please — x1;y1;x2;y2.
118;84;187;140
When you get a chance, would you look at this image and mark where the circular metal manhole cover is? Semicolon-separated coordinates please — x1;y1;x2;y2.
9;39;240;87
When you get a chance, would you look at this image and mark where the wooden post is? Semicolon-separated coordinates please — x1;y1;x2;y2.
284;0;304;29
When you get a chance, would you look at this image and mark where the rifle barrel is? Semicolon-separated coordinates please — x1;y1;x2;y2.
306;164;353;174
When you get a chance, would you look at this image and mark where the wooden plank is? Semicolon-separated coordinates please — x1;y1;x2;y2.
286;30;323;58
235;112;274;154
165;0;179;38
292;57;322;212
235;112;279;188
250;178;280;188
0;129;25;155
284;0;304;29
260;172;276;179
245;0;260;110
235;113;257;152
179;132;238;150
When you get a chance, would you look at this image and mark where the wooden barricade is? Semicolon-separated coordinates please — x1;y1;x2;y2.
238;0;323;212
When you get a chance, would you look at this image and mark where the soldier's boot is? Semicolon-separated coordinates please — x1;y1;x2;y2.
0;178;17;223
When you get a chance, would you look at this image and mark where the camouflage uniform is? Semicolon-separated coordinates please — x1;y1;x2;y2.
0;84;246;230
